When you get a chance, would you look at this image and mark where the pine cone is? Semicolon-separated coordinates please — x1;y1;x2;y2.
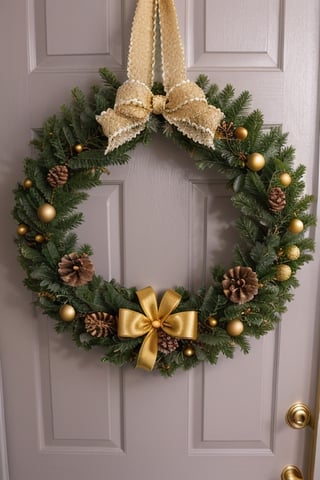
58;252;94;287
216;120;235;139
222;266;258;304
47;165;69;188
84;312;115;337
268;187;286;212
158;330;179;354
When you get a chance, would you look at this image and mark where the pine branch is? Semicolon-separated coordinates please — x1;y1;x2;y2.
98;67;121;89
235;216;260;243
232;192;275;228
224;90;252;120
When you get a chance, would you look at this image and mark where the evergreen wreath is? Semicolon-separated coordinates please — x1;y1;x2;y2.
13;68;315;376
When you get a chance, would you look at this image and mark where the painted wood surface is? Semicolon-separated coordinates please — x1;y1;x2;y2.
0;1;319;479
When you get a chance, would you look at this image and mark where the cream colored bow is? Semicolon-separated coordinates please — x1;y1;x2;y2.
96;0;223;154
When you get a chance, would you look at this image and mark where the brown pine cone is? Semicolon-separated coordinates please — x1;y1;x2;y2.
216;120;235;139
268;187;286;212
47;165;69;188
222;266;258;304
158;330;179;354
84;312;115;338
58;252;94;287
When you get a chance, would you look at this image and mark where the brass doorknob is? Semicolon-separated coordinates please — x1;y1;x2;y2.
281;465;303;480
286;402;311;429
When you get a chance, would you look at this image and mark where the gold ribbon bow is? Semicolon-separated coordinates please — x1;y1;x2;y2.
118;286;198;371
96;0;223;154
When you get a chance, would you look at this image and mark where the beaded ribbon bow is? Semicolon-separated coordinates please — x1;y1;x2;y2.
96;0;224;153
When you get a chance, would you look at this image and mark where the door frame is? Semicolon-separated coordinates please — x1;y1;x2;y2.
311;154;320;476
312;345;320;477
0;361;9;480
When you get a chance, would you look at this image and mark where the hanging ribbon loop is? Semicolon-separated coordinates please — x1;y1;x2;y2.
97;0;223;153
118;286;198;371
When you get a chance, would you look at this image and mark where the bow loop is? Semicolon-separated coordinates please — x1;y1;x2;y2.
163;81;223;147
165;81;206;110
117;309;151;337
114;81;152;120
96;80;152;153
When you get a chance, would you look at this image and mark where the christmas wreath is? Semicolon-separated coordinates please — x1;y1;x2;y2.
12;67;315;375
12;0;315;376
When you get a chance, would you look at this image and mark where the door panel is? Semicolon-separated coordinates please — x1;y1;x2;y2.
189;0;284;70
37;320;123;451
1;1;319;479
190;333;277;451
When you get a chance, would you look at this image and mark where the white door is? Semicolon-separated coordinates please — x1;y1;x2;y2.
1;1;319;479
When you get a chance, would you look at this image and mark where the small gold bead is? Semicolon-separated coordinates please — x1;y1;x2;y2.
23;178;33;189
35;234;45;244
183;346;195;357
17;224;28;236
73;143;84;154
207;316;218;327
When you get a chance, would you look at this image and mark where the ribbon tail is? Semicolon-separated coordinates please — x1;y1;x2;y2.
136;329;159;371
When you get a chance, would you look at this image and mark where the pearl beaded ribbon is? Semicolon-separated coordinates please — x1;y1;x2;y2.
96;0;224;153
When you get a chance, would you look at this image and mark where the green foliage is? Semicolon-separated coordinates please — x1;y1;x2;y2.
12;69;316;376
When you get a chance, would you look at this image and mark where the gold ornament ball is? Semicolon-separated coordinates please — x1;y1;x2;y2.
73;143;83;154
183;346;195;357
207;316;218;327
279;172;292;187
59;304;76;322
235;126;248;140
288;218;304;234
35;234;45;244
246;153;265;171
276;264;292;282
226;319;244;337
23;178;33;189
17;224;28;236
37;203;57;223
285;245;301;261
